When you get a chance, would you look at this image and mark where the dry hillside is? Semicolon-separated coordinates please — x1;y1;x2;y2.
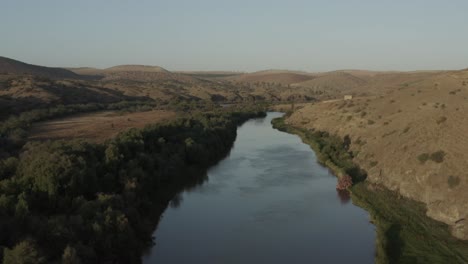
228;70;314;84
0;56;80;79
286;69;468;239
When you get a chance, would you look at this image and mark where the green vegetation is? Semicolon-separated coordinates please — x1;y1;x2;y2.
430;150;446;163
0;109;265;263
418;151;446;164
418;153;430;164
448;176;461;189
272;117;366;183
353;183;468;264
272;116;468;263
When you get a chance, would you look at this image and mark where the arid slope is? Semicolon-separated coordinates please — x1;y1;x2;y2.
0;56;80;79
287;69;468;239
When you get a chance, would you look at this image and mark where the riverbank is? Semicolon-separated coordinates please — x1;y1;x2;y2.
271;116;468;263
144;112;375;263
0;109;266;263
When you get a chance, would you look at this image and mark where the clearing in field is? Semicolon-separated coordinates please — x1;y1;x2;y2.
29;110;177;142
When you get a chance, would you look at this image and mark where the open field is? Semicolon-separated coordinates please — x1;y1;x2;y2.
29;110;176;142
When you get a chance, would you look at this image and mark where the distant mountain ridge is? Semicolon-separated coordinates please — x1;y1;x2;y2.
104;65;169;73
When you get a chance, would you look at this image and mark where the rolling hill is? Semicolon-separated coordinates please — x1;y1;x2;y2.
229;70;315;85
0;56;81;79
286;69;468;240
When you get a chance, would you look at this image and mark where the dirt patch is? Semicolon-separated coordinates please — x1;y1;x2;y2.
29;110;177;142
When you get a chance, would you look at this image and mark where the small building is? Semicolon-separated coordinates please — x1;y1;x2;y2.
344;95;353;100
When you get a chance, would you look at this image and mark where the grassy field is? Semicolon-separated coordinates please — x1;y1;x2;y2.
28;110;176;142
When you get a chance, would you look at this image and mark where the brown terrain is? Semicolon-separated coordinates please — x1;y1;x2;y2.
0;56;81;79
228;70;315;84
285;68;468;239
28;110;176;142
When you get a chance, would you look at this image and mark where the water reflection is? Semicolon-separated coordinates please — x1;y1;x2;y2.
144;112;375;264
337;189;351;204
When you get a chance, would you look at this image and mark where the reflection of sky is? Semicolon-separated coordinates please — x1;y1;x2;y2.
144;112;375;264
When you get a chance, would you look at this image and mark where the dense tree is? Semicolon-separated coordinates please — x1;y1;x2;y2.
3;239;44;264
0;109;265;263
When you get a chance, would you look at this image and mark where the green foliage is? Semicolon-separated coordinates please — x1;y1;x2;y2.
352;183;468;264
418;153;429;164
430;150;446;163
0;109;265;263
272;117;366;183
3;239;45;264
447;176;460;189
62;245;82;264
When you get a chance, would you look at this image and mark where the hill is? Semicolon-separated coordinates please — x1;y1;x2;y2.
105;64;170;73
286;69;468;240
229;70;315;85
293;72;368;93
0;56;80;79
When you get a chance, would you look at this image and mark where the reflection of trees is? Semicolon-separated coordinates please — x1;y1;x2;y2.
170;194;183;208
337;189;351;204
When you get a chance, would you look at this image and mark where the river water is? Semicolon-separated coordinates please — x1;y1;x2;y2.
143;112;375;263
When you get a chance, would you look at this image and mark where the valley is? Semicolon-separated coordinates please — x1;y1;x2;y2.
1;56;468;263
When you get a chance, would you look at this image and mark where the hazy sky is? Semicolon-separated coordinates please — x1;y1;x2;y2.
1;0;468;71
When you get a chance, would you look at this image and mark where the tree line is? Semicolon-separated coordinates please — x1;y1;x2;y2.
0;109;265;263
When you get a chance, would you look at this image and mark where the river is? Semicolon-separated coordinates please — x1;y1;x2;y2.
143;112;375;263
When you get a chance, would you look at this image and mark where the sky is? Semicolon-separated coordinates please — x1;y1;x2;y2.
1;0;468;72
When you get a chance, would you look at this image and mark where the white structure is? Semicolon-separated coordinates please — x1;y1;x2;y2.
344;95;353;100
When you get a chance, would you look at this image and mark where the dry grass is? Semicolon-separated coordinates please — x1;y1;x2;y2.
29;110;176;142
286;68;468;240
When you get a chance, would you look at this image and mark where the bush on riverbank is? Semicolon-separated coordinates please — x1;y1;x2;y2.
336;175;353;190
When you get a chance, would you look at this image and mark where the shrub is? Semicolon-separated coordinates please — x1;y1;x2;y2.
447;176;460;189
369;161;378;167
336;175;353;190
436;116;447;124
368;120;375;125
403;126;410;133
430;151;445;163
418;153;429;164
